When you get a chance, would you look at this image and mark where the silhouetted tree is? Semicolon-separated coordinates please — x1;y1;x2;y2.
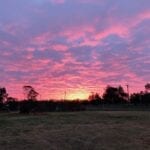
88;92;102;105
19;100;38;114
6;97;19;111
118;86;129;101
130;92;142;105
23;85;39;100
130;89;150;105
145;83;150;93
103;86;128;104
142;92;150;104
19;86;39;114
0;87;8;109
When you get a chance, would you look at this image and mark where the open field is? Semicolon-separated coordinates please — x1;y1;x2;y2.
0;111;150;150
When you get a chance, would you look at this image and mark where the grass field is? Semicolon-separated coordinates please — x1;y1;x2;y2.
0;111;150;150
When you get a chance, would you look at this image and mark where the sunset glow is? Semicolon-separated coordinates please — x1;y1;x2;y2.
0;0;149;100
66;89;90;100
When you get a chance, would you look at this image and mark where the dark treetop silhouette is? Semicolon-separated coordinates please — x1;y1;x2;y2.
0;83;150;113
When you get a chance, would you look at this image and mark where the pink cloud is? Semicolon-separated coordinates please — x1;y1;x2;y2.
51;44;68;51
0;0;149;100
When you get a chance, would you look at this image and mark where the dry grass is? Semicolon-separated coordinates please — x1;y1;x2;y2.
0;111;150;150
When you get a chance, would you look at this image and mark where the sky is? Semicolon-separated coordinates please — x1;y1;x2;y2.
0;0;150;100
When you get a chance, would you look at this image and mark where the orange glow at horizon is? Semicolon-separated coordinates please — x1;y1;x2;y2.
65;89;89;100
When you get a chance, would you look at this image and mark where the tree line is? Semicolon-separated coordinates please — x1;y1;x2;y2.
0;83;150;113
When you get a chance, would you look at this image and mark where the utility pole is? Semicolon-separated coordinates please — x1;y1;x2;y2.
64;91;66;100
126;84;130;102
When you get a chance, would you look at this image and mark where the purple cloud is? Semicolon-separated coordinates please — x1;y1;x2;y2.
0;0;149;99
